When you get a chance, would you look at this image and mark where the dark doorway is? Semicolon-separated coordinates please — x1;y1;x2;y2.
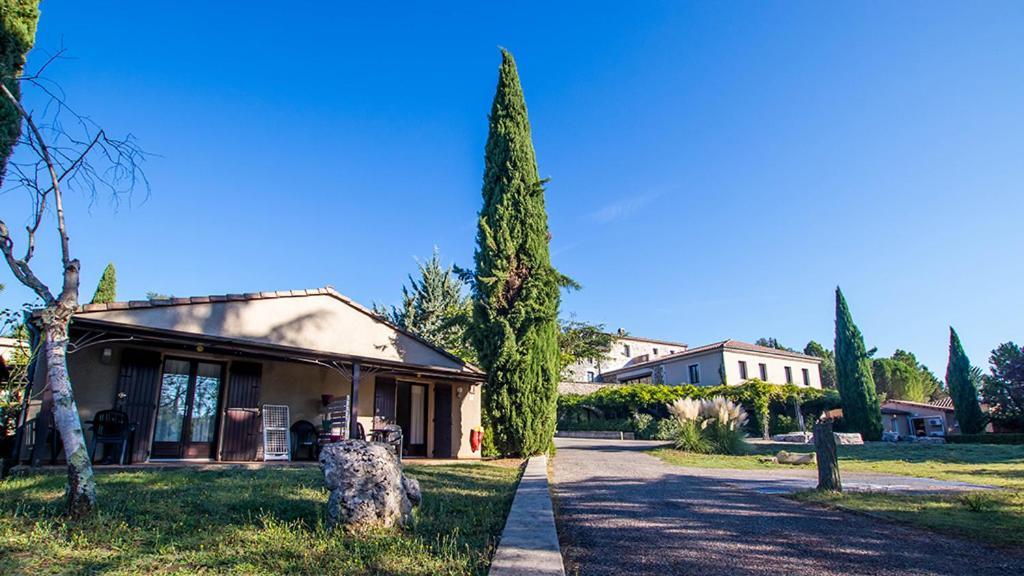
433;383;452;458
221;362;262;461
397;381;429;457
151;358;224;459
114;349;163;463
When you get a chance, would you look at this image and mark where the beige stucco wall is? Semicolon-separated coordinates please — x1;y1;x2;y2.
607;349;822;388
24;342;481;461
662;351;725;385
882;401;958;436
564;336;686;382
455;381;482;458
76;293;466;372
721;350;822;388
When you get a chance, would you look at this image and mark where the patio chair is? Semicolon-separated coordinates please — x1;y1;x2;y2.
88;410;135;465
377;424;403;463
290;420;318;461
25;414;63;465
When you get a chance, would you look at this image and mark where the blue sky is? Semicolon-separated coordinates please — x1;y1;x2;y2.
2;2;1022;375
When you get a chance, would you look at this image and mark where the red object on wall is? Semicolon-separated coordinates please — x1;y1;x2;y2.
470;429;483;452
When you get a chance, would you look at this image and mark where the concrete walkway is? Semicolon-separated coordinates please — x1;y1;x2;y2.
551;437;1020;576
489;455;565;576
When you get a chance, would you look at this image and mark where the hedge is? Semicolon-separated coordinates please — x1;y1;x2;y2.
557;381;842;437
946;433;1024;445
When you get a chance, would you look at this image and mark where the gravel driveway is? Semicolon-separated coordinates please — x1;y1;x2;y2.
551;437;1020;576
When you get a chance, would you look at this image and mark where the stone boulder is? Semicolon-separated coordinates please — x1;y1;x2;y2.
774;450;817;465
833;432;864;445
771;432;814;444
319;440;421;530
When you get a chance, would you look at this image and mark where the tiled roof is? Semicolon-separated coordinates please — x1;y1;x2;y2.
614;334;688;348
883;399;955;412
600;339;821;377
79;287;350;313
75;286;482;374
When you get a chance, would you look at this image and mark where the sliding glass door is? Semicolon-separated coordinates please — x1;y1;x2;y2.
151;358;224;459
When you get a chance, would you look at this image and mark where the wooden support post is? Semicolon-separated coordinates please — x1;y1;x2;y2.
814;419;842;492
350;362;361;440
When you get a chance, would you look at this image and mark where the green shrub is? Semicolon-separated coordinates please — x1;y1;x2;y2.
770;414;799;436
705;420;749;455
673;420;712;453
947;433;1024;445
632;412;657;439
652;417;681;440
557;418;635;433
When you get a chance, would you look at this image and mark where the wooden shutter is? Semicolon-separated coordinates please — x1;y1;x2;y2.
433;384;453;458
115;349;162;463
373;376;398;429
221;362;262;461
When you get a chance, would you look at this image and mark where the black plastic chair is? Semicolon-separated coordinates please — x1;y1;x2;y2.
88;410;134;465
290;420;318;461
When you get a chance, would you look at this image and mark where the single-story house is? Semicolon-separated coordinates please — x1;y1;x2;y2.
881;399;958;438
19;287;484;464
596;339;823;389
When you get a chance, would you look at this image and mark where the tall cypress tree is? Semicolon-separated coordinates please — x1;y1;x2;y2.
834;287;882;440
0;0;39;181
946;327;986;434
470;49;561;457
90;262;117;304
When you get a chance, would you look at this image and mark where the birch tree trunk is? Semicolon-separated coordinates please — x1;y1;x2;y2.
40;302;96;516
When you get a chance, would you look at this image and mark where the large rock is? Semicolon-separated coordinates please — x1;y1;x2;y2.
772;432;813;444
833;432;864;445
775;450;817;465
319;440;421;530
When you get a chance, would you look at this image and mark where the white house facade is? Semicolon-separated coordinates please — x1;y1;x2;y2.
595;339;823;389
562;333;688;383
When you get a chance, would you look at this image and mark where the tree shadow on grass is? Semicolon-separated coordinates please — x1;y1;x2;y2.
0;463;520;576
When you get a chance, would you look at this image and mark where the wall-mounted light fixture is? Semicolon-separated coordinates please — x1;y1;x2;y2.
100;347;113;364
196;344;205;353
456;385;465;399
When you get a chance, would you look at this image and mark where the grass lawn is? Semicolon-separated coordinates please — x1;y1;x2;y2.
0;461;522;575
653;441;1024;548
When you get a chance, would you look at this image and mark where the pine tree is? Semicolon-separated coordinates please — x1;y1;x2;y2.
374;249;474;363
946;327;986;434
834;287;882;440
89;262;117;304
469;49;561;457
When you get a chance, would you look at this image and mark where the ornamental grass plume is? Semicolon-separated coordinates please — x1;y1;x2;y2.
703;396;748;430
668;397;702;423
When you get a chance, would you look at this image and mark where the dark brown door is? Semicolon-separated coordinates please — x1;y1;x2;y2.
221;362;262;461
114;349;163;463
374;377;397;430
433;383;452;458
151;358;223;459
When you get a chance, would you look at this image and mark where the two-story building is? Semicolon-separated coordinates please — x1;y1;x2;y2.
561;332;688;383
565;337;823;390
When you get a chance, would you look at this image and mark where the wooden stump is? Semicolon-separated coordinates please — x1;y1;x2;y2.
813;420;842;492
